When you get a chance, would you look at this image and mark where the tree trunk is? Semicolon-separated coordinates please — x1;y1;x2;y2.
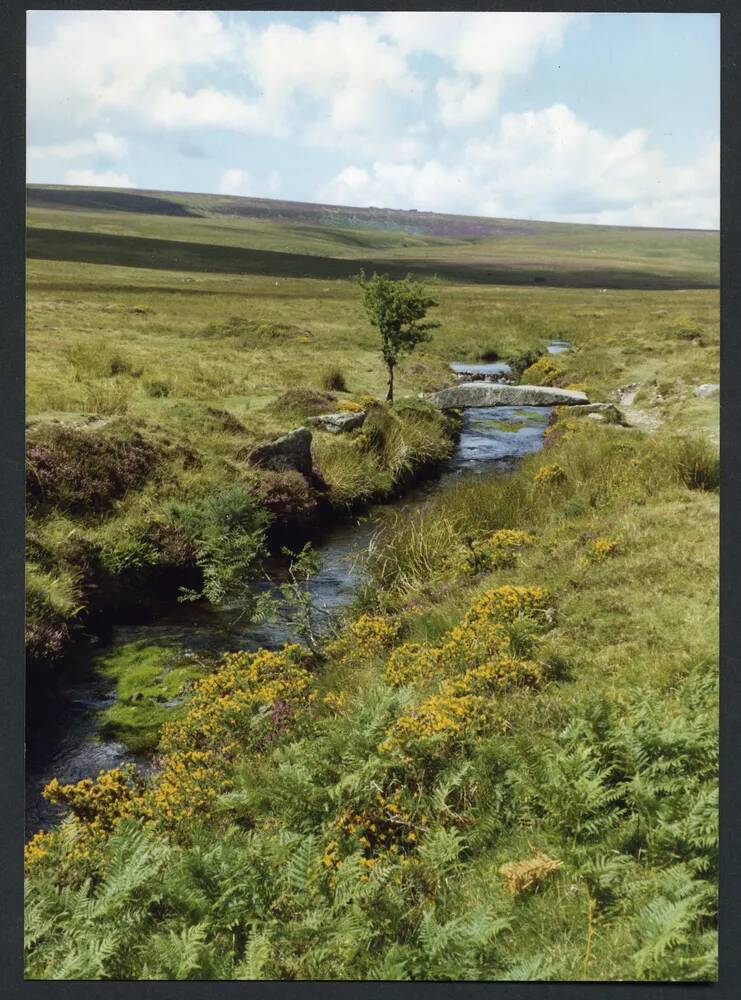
386;362;395;403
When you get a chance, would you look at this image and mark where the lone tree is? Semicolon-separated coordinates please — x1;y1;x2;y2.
359;271;439;403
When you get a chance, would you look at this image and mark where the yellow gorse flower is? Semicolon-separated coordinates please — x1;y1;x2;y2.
30;644;317;852
380;585;550;757
521;356;562;386
24;830;56;872
588;537;620;561
347;614;399;654
534;463;568;486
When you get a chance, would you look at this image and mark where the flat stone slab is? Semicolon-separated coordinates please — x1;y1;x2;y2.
248;427;313;476
307;411;366;434
429;383;588;409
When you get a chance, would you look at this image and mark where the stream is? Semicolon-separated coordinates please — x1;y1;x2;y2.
25;400;554;833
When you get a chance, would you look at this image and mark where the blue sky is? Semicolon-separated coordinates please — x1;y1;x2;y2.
26;10;719;228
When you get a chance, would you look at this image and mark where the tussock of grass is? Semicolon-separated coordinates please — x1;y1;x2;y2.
319;366;348;392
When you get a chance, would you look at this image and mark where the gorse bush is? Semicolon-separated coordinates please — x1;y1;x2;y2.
520;356;563;386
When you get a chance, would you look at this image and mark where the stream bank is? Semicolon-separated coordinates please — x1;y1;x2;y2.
26;402;552;832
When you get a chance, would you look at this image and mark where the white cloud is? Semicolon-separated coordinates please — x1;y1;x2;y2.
149;88;278;136
241;14;425;153
28;131;128;162
27;10;425;153
219;168;251;196
64;169;134;188
28;10;235;136
318;105;719;229
379;12;580;125
25;11;581;156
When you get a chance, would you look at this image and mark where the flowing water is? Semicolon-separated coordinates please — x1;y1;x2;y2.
546;340;572;355
25;403;552;833
449;361;512;380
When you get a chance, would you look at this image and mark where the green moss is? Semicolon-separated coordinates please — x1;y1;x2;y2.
95;640;207;753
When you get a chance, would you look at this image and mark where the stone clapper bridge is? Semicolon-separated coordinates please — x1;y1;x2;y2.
247;384;625;478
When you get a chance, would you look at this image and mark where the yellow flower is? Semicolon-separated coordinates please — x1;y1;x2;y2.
588;537;620;562
534;463;567;486
520;356;562;386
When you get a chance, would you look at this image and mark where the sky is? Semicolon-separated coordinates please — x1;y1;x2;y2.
26;10;720;229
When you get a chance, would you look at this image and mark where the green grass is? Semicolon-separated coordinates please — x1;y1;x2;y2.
27;225;718;290
24;187;718;981
26;183;719;287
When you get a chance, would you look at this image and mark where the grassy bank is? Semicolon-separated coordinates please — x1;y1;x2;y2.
26;392;458;672
24;414;718;981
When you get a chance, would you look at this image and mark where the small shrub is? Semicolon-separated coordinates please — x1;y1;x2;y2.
254;470;320;523
319;367;348;392
520;356;562;386
26;425;161;512
173;485;269;607
271;388;337;419
387;643;440;686
533;463;567;487
378;691;498;759
587;537;620;562
348;613;399;655
454;529;535;576
144;379;171;398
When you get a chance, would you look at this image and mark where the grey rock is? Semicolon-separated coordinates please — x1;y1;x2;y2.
429;383;588;409
694;383;719;399
307;411;366;434
567;402;626;425
248;427;313;476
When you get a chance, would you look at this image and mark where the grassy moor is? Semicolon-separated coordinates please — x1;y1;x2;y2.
24;185;718;982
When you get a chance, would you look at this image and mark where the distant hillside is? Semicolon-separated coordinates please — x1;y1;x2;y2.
26;184;719;289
